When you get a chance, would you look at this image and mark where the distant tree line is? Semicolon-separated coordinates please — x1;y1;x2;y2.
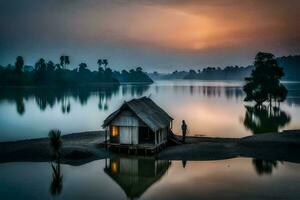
149;66;254;80
149;55;300;81
183;65;253;80
277;55;300;80
0;56;153;86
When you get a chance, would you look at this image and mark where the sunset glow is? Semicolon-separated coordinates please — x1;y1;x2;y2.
0;0;299;70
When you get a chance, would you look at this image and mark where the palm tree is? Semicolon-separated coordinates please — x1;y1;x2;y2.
97;59;108;70
65;56;70;66
102;59;108;69
48;129;63;160
60;55;70;69
97;59;102;68
14;56;24;74
60;56;64;68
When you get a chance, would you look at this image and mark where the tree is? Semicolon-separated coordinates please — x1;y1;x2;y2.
14;56;24;74
47;61;55;72
102;59;108;69
97;59;102;68
104;67;112;75
97;59;108;70
35;58;46;72
60;55;70;69
48;129;63;160
98;66;104;74
243;52;287;106
78;63;88;73
55;63;61;71
136;67;142;72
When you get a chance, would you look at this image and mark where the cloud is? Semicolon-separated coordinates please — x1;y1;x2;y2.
0;0;299;69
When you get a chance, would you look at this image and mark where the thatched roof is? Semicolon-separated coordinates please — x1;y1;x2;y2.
102;97;173;132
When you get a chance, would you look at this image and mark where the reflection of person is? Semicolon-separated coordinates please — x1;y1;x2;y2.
181;120;187;143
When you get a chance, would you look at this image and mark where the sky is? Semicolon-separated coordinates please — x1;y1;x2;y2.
0;0;299;72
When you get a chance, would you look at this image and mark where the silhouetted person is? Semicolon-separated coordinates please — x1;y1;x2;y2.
182;160;187;168
181;120;187;143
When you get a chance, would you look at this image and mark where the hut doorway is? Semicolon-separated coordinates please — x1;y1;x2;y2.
138;127;155;144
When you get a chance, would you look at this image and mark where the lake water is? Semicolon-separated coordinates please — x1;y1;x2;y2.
1;81;300;200
1;157;300;199
1;80;300;141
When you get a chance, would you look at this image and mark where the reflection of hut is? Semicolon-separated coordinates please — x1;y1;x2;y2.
102;97;173;154
104;157;171;199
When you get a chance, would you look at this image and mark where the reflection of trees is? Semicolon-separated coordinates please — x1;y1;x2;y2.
50;161;63;196
224;87;243;100
36;97;47;111
285;83;300;106
121;84;150;97
61;96;71;114
77;89;90;105
243;105;291;134
0;85;150;115
104;157;170;199
0;86;117;115
252;159;280;176
189;85;194;95
188;86;243;99
16;96;25;115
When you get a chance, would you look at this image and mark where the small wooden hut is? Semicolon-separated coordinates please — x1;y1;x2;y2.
102;97;173;153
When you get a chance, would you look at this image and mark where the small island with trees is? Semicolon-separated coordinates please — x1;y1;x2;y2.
243;52;287;107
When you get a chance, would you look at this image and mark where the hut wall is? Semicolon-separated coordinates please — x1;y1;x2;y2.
111;110;140;144
108;110;169;145
119;126;138;144
155;127;168;145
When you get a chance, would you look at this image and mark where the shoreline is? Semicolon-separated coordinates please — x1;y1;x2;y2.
0;130;300;165
159;130;300;163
